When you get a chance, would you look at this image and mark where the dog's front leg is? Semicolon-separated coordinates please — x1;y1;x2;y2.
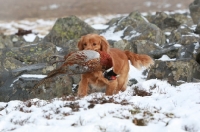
78;74;89;97
105;80;118;95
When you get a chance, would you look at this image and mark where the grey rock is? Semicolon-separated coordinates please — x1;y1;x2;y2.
44;16;98;47
151;12;180;30
111;39;129;50
5;41;56;64
147;59;200;85
0;74;73;102
169;24;200;45
189;0;200;24
170;13;194;26
132;40;161;55
113;11;148;32
177;42;200;62
149;44;181;59
125;22;165;46
195;19;200;34
1;11;200;101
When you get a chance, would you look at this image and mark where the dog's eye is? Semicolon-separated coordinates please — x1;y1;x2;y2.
93;43;96;46
83;43;87;46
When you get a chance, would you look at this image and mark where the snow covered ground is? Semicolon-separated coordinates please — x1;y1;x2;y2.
0;11;200;132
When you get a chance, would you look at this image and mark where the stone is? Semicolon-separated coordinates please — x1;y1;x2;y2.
151;12;180;30
147;59;200;85
44;16;98;47
123;22;166;46
189;0;200;24
168;24;200;45
5;41;57;64
195;19;200;34
0;75;73;102
177;42;200;63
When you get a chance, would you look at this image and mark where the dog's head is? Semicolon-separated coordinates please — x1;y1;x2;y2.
77;34;110;52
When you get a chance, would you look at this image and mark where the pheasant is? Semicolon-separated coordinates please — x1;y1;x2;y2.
33;50;113;90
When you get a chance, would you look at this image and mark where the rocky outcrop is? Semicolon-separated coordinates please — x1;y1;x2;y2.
195;19;200;34
147;59;200;85
0;8;200;101
150;12;181;30
189;0;200;24
168;24;200;45
44;16;98;49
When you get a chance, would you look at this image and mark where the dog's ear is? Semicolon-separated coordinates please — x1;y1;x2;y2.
99;36;110;52
77;36;84;50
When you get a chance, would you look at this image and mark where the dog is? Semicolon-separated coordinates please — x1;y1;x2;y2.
77;34;154;97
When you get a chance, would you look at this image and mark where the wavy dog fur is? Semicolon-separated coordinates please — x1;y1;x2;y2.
77;34;154;97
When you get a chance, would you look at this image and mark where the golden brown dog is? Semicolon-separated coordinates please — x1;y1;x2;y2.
77;34;154;97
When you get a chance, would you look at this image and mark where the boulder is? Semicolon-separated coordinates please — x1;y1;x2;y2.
170;13;194;26
149;44;181;59
113;11;148;32
131;40;161;55
0;34;25;49
195;19;200;34
123;22;165;46
5;41;57;64
150;12;180;30
147;59;200;85
0;74;73;102
168;24;200;45
189;0;200;24
176;42;200;62
44;16;98;48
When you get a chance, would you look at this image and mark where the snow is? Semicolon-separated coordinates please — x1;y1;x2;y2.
194;42;200;54
100;26;126;41
23;34;36;42
157;55;176;61
124;30;141;40
1;77;200;132
91;24;109;30
21;74;47;78
1;11;200;132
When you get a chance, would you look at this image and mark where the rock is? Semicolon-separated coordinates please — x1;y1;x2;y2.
106;16;125;27
169;24;200;45
123;22;166;46
0;74;73;102
128;78;138;86
148;44;181;59
113;11;148;32
0;34;29;49
0;48;27;87
151;12;180;30
0;70;26;102
1;11;200;101
147;59;200;85
103;11;165;49
132;40;161;55
5;41;57;64
44;16;98;47
194;19;200;34
177;42;200;62
189;0;200;24
110;39;129;50
170;13;194;26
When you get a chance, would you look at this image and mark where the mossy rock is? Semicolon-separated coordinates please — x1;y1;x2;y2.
44;15;98;47
147;59;200;85
5;41;56;64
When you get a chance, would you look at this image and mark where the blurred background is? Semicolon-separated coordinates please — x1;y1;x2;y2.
0;0;193;21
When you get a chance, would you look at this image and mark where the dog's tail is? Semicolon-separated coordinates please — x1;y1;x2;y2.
124;50;154;69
